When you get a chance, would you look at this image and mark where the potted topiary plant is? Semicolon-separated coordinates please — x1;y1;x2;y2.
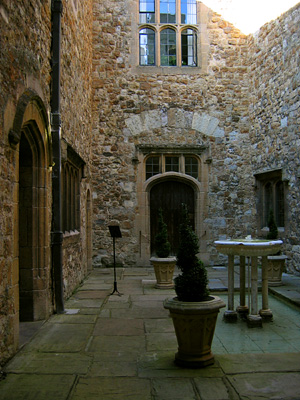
150;208;176;289
164;204;225;368
266;209;286;286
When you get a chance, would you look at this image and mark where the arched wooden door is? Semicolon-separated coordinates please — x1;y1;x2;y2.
150;180;195;256
19;133;34;321
18;124;49;322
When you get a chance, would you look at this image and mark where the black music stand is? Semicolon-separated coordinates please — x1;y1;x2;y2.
108;225;123;296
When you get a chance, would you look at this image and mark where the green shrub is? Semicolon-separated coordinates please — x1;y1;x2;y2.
174;204;209;301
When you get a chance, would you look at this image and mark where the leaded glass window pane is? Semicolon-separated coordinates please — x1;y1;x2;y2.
181;0;196;24
146;156;160;179
139;28;155;65
139;0;155;23
160;28;176;66
160;0;176;23
181;28;197;66
185;156;198;178
165;156;179;172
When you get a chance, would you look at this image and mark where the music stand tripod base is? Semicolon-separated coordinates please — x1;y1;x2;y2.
110;282;123;296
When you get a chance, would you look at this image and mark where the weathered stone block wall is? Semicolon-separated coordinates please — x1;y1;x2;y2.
0;0;52;366
0;0;94;365
91;0;254;267
60;0;94;297
248;4;300;272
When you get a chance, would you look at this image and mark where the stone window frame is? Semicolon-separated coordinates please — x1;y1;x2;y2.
137;0;200;68
62;145;85;233
143;147;202;181
254;169;286;233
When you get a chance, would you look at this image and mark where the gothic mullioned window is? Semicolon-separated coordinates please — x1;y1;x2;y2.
263;180;285;227
138;0;198;67
255;170;285;231
62;145;85;233
145;154;199;180
62;163;80;232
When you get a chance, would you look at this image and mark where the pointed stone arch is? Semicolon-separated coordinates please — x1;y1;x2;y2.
10;90;52;324
149;177;196;255
9;88;51;155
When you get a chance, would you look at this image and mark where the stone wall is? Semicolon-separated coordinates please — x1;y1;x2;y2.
91;0;255;267
0;0;94;365
0;0;52;366
248;4;300;272
91;1;299;271
60;0;94;297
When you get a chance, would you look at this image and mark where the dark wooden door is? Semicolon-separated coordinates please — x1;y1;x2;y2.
150;180;195;256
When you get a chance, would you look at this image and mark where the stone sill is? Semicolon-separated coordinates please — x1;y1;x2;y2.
132;65;207;76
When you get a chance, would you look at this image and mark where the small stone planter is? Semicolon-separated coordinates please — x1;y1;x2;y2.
150;256;176;289
267;255;287;286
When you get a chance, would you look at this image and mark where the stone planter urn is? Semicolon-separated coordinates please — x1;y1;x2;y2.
150;256;176;289
267;255;287;286
164;296;225;368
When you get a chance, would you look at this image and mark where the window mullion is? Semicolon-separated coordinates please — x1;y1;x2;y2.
162;155;165;173
177;28;181;66
180;154;184;173
177;2;182;67
156;0;159;23
177;0;180;24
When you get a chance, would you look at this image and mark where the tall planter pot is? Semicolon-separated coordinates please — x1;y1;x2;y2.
164;296;225;368
150;256;176;289
267;255;287;286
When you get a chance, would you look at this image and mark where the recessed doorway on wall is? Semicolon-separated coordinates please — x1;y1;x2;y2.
19;132;34;322
150;180;195;256
18;122;49;323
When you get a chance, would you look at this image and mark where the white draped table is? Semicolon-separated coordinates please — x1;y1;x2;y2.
214;239;282;327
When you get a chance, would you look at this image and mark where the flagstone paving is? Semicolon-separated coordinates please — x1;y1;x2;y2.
0;267;300;400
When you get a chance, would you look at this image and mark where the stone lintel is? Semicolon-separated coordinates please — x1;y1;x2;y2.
136;144;208;155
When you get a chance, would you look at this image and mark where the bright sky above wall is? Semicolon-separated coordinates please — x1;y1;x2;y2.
200;0;299;34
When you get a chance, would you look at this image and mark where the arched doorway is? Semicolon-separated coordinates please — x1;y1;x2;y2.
19;133;34;321
150;180;195;256
18;121;49;322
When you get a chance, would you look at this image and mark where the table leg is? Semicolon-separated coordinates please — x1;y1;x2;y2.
224;254;237;322
236;256;248;317
260;255;273;320
247;256;262;327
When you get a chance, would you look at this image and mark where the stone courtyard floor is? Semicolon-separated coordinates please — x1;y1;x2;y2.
1;266;300;399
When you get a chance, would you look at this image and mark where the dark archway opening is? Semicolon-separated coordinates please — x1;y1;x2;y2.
150;180;195;256
19;133;34;322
